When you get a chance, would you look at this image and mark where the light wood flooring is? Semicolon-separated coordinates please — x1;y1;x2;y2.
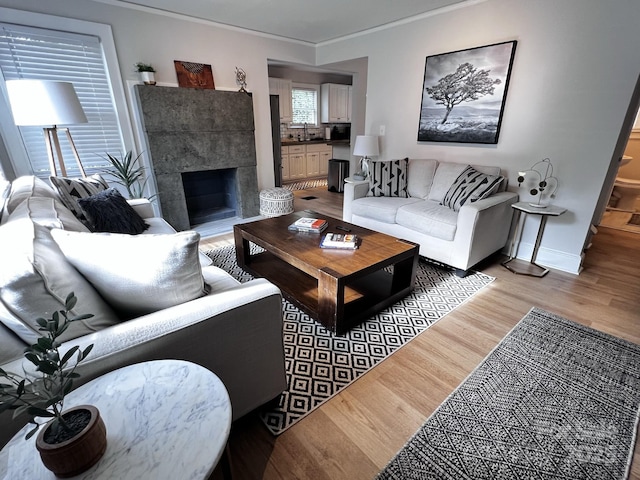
204;186;640;480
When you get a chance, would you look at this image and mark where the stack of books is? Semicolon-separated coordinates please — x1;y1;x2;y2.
288;217;328;233
320;232;359;250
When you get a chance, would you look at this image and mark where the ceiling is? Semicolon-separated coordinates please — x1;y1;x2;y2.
107;0;470;44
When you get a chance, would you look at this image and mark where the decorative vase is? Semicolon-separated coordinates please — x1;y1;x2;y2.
140;71;156;85
36;405;107;478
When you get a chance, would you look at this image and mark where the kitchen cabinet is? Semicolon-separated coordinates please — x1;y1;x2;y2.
287;145;306;180
321;83;351;123
269;77;292;123
281;146;290;182
281;143;332;181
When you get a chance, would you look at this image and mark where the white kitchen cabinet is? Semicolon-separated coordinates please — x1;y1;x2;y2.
269;77;292;123
306;152;320;177
321;83;351;123
319;150;331;176
281;146;290;182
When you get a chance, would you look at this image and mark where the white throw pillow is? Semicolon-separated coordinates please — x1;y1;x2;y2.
51;229;210;318
0;220;119;344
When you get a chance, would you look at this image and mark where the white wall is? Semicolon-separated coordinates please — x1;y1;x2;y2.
317;0;640;274
0;0;316;191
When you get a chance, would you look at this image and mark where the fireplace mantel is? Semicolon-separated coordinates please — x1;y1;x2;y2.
134;85;260;231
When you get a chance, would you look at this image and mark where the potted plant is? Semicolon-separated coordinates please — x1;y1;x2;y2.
0;293;107;477
99;150;155;200
135;62;156;85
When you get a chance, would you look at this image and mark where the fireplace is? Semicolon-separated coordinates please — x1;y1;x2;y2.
182;168;237;226
134;85;260;231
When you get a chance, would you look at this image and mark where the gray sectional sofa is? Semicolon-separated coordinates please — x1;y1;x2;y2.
343;159;518;275
0;175;286;447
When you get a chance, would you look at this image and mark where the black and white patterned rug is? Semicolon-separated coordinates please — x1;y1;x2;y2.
206;245;493;435
377;307;640;480
282;178;328;191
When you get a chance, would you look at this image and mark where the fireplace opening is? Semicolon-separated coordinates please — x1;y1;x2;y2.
182;169;237;226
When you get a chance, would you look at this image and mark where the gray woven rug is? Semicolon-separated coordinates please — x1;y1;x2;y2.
206;245;493;435
378;307;640;480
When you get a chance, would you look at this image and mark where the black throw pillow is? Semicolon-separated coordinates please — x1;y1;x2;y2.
78;188;149;234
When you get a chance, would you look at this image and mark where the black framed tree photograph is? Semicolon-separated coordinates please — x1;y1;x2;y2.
417;40;517;144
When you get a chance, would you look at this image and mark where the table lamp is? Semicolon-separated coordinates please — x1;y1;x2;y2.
353;135;379;180
6;80;88;177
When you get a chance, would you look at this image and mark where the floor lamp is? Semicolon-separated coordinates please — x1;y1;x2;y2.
6;80;88;177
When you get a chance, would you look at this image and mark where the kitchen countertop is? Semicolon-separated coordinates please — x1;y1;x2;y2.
281;139;350;146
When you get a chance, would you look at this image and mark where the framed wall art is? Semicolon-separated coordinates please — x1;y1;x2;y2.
417;40;517;144
174;60;215;89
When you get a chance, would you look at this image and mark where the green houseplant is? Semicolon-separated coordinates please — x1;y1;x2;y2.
135;62;156;85
0;292;107;477
99;150;155;200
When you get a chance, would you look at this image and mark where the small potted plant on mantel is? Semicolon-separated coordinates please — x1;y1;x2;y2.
0;293;106;478
135;62;156;85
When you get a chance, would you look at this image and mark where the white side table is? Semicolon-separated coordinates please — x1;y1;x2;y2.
502;202;567;277
0;360;232;479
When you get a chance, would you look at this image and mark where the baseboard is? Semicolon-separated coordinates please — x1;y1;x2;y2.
512;242;582;275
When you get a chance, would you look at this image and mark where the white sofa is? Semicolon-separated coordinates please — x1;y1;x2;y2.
343;159;518;275
0;176;286;447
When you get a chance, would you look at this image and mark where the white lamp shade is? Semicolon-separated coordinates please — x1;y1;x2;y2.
353;135;379;157
6;80;87;126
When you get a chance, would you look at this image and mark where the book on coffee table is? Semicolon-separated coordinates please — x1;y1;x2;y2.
288;217;328;233
320;232;358;250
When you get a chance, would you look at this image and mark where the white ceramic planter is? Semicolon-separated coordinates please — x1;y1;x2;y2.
140;71;156;85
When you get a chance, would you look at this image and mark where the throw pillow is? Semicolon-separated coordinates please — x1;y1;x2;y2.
49;174;110;223
442;165;504;212
78;188;149;234
0;220;119;344
367;158;409;198
50;229;210;318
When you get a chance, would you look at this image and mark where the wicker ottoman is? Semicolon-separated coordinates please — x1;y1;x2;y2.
259;187;294;217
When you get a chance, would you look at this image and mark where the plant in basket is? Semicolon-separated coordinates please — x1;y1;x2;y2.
0;292;107;477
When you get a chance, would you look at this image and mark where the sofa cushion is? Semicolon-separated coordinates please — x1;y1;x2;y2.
427;162;468;203
51;229;210;319
0;220;119;344
396;200;458;241
2;196;90;231
4;176;59;216
49;174;110;223
367;158;409;197
407;159;438;199
78;188;149;234
352;196;421;224
442;166;504;212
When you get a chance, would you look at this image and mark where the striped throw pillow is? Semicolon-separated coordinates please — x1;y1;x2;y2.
49;174;110;222
367;158;409;197
442;166;503;211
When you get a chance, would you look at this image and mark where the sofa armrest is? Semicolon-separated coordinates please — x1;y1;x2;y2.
0;278;285;445
451;191;519;269
127;198;155;219
343;180;370;221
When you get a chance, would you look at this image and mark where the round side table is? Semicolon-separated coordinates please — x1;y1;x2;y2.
0;360;232;479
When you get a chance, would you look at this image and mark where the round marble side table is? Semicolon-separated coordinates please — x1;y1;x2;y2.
0;360;232;479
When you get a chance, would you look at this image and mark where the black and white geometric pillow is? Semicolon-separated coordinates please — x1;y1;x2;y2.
367;158;409;197
49;174;110;222
442;165;503;212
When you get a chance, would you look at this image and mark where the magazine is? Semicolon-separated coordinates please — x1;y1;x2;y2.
320;232;358;250
288;217;328;233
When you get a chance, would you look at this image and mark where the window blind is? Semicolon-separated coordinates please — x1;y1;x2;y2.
0;23;123;178
291;87;318;126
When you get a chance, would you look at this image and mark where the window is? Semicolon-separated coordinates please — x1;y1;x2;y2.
0;23;124;179
291;84;319;126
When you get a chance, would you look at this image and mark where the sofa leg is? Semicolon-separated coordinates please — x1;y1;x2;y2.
454;268;469;278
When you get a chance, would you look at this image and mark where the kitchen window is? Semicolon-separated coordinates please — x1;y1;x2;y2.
291;84;319;126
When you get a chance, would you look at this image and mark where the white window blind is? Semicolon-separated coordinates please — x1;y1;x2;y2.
0;23;123;178
291;86;318;126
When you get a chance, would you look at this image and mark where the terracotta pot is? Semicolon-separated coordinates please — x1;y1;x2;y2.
36;405;107;478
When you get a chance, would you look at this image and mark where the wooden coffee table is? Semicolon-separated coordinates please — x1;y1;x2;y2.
234;211;419;334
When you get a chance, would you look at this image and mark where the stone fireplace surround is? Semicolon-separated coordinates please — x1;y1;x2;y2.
134;85;260;231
